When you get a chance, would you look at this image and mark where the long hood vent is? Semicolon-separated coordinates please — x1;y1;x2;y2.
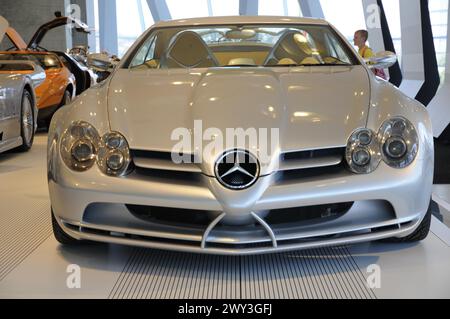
279;148;345;172
131;150;201;173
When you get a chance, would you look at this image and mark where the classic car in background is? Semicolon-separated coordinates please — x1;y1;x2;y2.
0;52;75;128
0;60;45;153
48;16;434;255
0;15;93;127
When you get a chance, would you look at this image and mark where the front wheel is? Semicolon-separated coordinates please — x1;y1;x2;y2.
17;90;35;152
46;90;71;129
62;89;72;106
385;201;432;243
51;209;82;245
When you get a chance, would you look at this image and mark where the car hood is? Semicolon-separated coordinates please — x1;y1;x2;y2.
108;65;370;156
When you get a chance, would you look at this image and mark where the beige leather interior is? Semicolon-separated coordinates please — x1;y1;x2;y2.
227;57;256;66
264;30;319;66
277;58;297;65
213;51;268;66
161;31;219;68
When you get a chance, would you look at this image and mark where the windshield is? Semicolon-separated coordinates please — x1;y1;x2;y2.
127;24;359;70
0;53;61;70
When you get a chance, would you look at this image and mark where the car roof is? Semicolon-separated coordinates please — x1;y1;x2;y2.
153;16;329;28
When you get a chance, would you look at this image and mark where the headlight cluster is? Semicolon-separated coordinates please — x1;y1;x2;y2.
346;117;418;174
346;128;381;174
61;121;131;176
97;132;131;176
378;117;418;169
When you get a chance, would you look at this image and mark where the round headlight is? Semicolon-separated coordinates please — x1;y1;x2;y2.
352;147;371;166
61;121;100;172
384;137;407;159
378;117;418;168
106;151;125;171
71;140;95;163
97;132;131;176
105;135;123;149
357;130;372;146
346;128;381;174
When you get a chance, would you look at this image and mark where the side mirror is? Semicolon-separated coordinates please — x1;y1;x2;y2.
365;51;397;69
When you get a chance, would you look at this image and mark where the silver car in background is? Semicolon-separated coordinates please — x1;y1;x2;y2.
0;60;45;153
48;16;434;255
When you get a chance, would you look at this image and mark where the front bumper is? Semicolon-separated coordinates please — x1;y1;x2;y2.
49;146;433;255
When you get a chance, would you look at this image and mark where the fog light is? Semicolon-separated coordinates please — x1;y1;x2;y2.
106;151;125;171
352;148;371;166
384;137;407;159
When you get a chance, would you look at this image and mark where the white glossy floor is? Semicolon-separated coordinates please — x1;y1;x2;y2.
0;134;450;299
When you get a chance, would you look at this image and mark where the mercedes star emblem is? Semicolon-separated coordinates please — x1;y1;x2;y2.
215;150;260;190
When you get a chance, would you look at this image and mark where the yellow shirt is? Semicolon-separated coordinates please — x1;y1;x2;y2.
359;46;374;59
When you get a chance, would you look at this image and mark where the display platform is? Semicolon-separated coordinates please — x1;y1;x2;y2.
0;135;449;299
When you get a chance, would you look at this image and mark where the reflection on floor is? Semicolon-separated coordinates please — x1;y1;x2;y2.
0;134;450;299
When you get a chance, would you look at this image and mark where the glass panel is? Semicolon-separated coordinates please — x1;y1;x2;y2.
128;24;359;69
320;0;366;43
166;0;209;19
258;0;302;16
429;0;448;84
382;0;402;64
116;0;154;57
210;0;239;16
94;0;100;53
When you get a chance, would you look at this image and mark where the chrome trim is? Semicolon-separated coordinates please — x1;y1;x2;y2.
60;216;421;256
201;212;226;249
133;156;202;173
251;212;277;248
279;155;342;171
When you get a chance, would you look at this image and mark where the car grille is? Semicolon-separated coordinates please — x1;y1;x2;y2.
130;147;346;181
126;202;353;228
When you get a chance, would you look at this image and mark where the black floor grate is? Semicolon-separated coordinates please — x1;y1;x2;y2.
109;246;376;299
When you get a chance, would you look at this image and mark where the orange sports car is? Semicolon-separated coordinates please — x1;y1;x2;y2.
0;17;80;127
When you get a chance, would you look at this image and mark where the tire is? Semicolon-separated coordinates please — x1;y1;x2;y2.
46;89;71;129
385;200;432;243
17;90;35;152
51;209;81;245
61;89;72;106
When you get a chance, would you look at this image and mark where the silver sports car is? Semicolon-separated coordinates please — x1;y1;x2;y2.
0;60;45;153
48;16;434;255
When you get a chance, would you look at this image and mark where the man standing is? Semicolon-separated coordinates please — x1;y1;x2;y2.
354;29;386;79
354;29;373;59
